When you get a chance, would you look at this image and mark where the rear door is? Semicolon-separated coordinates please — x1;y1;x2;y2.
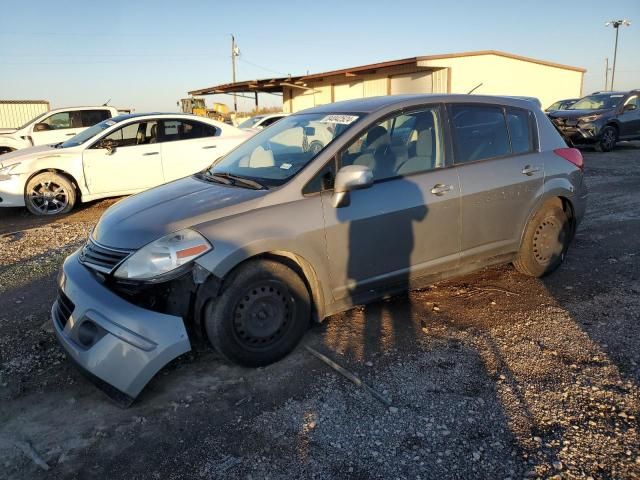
320;105;461;301
448;103;543;263
159;119;233;180
82;119;164;194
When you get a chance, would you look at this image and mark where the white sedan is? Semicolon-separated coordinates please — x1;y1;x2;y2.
0;113;252;215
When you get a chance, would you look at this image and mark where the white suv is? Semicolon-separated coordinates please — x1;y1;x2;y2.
0;106;120;155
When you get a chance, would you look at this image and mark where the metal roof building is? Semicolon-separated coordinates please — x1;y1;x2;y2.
189;50;586;112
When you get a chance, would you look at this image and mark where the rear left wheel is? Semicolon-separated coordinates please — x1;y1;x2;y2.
513;200;571;277
204;259;311;366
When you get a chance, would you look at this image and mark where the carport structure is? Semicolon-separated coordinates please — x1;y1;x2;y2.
189;50;585;112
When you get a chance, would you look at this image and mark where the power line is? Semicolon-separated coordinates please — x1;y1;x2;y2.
238;58;288;76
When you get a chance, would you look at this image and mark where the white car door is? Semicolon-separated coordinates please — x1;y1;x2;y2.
159;119;246;181
30;111;85;146
82;120;164;195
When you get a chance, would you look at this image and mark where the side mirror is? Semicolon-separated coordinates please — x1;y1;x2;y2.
623;103;637;112
332;165;373;208
33;122;51;132
99;138;117;155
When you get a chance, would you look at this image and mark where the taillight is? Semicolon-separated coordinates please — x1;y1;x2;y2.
554;147;583;170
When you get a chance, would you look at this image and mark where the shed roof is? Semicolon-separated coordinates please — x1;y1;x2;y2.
188;50;585;96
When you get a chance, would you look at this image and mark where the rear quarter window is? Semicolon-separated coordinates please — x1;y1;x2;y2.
505;108;534;154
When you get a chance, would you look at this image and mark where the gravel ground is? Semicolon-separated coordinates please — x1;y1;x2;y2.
0;145;639;479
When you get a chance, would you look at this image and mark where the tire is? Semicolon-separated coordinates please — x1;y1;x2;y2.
513;200;571;277
595;126;617;152
204;259;311;366
24;171;76;216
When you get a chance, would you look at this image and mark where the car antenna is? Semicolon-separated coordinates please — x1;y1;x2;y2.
467;83;483;94
102;98;111;106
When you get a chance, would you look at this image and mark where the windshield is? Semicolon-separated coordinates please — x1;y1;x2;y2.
59;118;117;148
238;116;265;129
205;112;360;187
18;111;48;130
569;94;624;110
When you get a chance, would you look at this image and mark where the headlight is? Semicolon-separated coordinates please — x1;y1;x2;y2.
579;114;601;123
114;229;212;280
0;163;20;180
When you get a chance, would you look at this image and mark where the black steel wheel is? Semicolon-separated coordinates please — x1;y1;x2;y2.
205;259;311;366
513;199;571;277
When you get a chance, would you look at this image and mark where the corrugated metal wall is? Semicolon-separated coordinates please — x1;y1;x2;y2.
0;101;49;128
285;66;448;112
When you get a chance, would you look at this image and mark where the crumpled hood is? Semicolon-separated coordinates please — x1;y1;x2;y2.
0;144;61;167
547;108;611;120
92;175;269;249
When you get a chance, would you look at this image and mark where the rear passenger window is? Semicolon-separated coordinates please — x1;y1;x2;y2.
161;119;218;142
81;110;111;127
506;108;533;154
449;105;510;163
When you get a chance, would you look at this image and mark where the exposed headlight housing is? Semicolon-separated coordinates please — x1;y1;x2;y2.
579;114;601;123
114;229;212;280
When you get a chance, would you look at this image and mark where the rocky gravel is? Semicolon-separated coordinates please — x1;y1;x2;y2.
0;145;639;479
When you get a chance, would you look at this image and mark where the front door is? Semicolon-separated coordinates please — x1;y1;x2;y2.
31;110;85;146
448;104;544;262
83;120;164;195
320;106;461;301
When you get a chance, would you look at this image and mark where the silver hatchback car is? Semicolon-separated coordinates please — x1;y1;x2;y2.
52;95;587;402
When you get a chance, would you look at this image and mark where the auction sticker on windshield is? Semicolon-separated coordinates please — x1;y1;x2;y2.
319;115;359;125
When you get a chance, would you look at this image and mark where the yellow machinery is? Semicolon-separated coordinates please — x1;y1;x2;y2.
179;98;231;123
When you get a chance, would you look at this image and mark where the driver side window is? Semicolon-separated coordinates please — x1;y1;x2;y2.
103;121;159;147
340;107;443;181
42;111;81;130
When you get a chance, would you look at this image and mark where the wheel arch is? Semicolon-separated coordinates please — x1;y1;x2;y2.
193;249;327;338
25;168;83;201
518;194;576;250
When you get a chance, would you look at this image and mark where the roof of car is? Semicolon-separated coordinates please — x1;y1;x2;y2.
299;94;540;115
110;112;222;122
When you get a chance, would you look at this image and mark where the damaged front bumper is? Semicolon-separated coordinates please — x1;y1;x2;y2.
52;249;192;403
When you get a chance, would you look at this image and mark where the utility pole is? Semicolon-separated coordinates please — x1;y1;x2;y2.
231;34;240;113
605;19;631;90
604;57;609;91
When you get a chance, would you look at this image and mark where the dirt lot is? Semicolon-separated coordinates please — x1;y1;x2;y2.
1;144;639;480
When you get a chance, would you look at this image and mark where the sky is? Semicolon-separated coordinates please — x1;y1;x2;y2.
1;0;638;112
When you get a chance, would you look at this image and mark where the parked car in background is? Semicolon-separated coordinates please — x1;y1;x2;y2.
547;90;640;151
51;94;587;402
0;106;121;155
545;98;579;112
238;112;289;130
0;113;252;215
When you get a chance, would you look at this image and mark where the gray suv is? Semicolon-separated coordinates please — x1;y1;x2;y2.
52;95;588;403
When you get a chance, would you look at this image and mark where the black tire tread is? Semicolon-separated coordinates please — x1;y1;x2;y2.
205;259;310;366
513;200;569;278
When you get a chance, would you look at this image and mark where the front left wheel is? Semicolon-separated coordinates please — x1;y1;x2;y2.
204;259;311;366
24;171;76;216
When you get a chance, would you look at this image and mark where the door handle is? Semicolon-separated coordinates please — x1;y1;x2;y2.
143;152;159;156
65;133;75;136
522;165;540;176
202;145;217;149
431;183;453;196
